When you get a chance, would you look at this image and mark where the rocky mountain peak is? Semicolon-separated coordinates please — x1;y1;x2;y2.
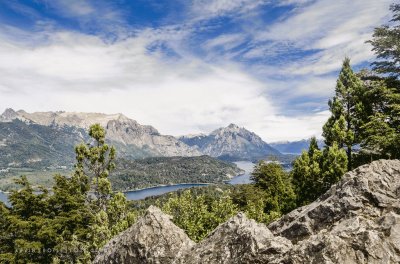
227;123;240;130
0;109;201;158
180;123;280;161
212;123;243;135
94;159;400;263
0;108;18;121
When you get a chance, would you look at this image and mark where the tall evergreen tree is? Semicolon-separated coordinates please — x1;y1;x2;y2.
367;4;400;80
75;124;116;211
323;58;363;170
291;137;323;205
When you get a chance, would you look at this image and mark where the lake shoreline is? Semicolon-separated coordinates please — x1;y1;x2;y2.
121;182;213;193
0;161;255;203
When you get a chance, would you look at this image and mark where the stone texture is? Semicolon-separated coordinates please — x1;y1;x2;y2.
94;159;400;264
93;206;195;264
265;159;400;263
178;213;292;264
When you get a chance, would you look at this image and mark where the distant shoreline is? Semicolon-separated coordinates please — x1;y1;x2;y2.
121;182;213;193
120;169;246;193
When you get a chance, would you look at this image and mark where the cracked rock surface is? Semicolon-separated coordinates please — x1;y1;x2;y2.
93;206;195;264
94;159;400;264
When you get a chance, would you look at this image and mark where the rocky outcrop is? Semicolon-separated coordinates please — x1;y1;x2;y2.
178;213;292;264
265;159;400;263
93;206;195;264
179;123;281;161
94;159;400;263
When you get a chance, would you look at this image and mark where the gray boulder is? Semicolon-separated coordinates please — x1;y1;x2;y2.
93;206;195;264
178;212;292;264
266;159;400;263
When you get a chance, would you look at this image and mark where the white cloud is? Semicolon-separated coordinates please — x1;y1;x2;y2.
189;0;268;20
250;0;392;76
204;33;246;50
0;26;328;142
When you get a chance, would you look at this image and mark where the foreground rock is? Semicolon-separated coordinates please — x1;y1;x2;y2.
179;213;292;263
266;159;400;263
94;159;400;263
93;206;195;264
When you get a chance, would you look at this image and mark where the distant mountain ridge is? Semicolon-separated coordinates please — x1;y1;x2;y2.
270;138;325;154
0;109;280;165
179;123;281;161
0;108;201;159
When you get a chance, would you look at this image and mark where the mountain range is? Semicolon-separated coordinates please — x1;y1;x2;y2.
0;108;282;169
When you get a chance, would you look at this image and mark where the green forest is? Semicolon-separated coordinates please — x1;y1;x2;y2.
1;3;400;264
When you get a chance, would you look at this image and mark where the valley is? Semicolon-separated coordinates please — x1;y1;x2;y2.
0;108;295;193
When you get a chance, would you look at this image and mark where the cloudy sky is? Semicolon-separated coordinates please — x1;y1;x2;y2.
0;0;393;141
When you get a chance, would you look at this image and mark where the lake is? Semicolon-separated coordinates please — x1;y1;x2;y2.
0;161;255;204
125;161;254;200
0;191;9;206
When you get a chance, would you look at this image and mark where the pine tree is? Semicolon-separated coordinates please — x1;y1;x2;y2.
75;124;116;211
74;124;134;252
367;4;400;79
251;161;296;214
321;143;348;187
291;137;323;205
323;58;363;170
291;137;347;206
356;72;400;160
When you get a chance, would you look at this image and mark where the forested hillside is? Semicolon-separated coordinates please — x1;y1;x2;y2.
111;156;243;191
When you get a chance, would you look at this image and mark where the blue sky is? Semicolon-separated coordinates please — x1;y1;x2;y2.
0;0;393;141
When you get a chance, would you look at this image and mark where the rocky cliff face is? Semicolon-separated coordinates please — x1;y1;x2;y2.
94;159;400;263
180;123;280;161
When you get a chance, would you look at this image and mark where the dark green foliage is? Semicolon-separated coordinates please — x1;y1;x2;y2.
351;3;400;161
162;189;238;242
111;156;242;191
0;124;134;263
251;161;296;214
323;58;363;170
367;4;400;79
355;73;400;160
291;137;347;206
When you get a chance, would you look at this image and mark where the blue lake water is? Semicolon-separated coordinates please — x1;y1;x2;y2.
227;161;254;184
124;183;210;200
0;191;9;206
0;161;255;204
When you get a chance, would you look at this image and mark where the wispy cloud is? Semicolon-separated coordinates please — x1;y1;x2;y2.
250;0;392;75
189;0;268;20
0;23;330;141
